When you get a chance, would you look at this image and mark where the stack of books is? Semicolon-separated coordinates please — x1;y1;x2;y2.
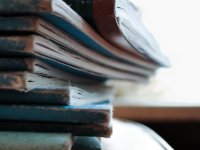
0;0;169;149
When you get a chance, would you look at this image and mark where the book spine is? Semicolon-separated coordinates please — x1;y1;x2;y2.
0;89;69;105
0;58;33;71
0;36;33;56
0;0;52;14
0;73;26;90
0;17;37;32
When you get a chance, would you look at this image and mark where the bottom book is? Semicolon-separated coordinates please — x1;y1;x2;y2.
0;132;102;150
0;132;72;150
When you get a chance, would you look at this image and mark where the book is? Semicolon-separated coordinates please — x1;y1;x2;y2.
0;121;112;137
0;89;70;105
0;0;161;69
0;80;115;106
71;136;101;150
0;132;72;150
0;71;115;104
0;84;115;105
0;72;69;91
0;16;156;76
0;103;112;126
0;35;149;82
64;0;170;66
0;58;101;83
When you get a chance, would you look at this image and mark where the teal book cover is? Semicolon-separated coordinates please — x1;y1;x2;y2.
0;132;72;150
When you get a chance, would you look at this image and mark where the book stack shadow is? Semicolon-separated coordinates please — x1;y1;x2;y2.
0;0;169;149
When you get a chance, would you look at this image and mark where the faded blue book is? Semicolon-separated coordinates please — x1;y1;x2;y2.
0;132;72;150
0;103;112;127
0;0;166;69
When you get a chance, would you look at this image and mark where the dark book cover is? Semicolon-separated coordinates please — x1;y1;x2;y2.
0;121;112;137
0;89;69;105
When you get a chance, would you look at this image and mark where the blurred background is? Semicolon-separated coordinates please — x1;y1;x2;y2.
111;0;200;149
112;0;200;104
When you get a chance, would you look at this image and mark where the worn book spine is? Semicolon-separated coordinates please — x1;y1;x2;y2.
0;72;72;91
0;104;112;126
0;16;38;32
0;58;34;71
0;89;69;105
0;36;33;56
0;132;72;150
0;72;27;90
0;121;112;137
0;0;52;14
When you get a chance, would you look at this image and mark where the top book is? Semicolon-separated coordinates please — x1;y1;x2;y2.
64;0;170;67
0;0;169;68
